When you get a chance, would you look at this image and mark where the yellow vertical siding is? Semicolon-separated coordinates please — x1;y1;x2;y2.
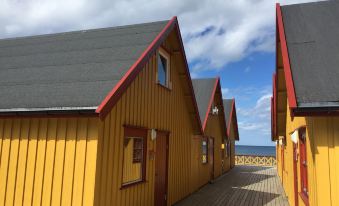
0;117;99;206
93;32;197;205
204;101;228;178
228;123;236;168
276;99;339;206
189;136;211;192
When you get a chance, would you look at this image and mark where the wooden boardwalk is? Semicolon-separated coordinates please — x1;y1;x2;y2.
175;165;289;206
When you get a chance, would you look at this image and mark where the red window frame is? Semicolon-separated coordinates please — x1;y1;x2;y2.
121;125;148;188
299;127;309;205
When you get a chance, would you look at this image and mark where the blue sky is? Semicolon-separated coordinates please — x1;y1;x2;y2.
0;0;321;146
191;52;275;146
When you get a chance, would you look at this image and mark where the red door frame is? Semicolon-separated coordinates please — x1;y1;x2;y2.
293;142;299;206
154;130;169;206
298;128;309;206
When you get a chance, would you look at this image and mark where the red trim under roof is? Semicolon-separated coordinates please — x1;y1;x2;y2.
95;17;203;133
276;3;297;110
227;99;239;141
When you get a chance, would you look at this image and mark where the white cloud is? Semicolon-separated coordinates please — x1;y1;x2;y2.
222;85;271;100
222;85;272;141
0;0;322;72
237;92;272;136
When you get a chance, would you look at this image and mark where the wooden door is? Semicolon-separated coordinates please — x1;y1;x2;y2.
154;131;169;206
293;143;299;206
208;137;214;180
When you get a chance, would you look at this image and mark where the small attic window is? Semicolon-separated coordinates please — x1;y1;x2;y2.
157;48;170;88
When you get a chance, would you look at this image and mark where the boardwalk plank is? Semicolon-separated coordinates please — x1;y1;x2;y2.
175;165;289;206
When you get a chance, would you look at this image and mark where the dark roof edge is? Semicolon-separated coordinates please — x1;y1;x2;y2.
0;106;97;113
293;106;339;116
298;102;339;107
0;108;98;118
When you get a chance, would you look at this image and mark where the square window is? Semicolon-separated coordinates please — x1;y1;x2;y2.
122;127;147;187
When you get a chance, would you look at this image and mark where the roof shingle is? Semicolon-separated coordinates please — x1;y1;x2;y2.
0;20;169;112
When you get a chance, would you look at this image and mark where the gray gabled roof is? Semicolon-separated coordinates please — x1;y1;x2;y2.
281;1;339;107
192;78;217;125
0;20;169;113
223;98;239;140
223;99;233;128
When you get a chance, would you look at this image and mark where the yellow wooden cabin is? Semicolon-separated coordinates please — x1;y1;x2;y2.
190;78;229;190
273;2;339;206
223;99;239;168
0;17;215;206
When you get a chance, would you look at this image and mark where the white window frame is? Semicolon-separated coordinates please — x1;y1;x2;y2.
157;47;171;89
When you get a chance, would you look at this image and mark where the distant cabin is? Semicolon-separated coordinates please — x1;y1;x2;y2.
273;2;339;206
0;17;214;206
190;78;229;189
223;99;239;168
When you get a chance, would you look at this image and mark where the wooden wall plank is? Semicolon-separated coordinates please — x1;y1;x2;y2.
32;119;48;206
61;118;77;206
41;119;57;205
22;119;39;206
51;118;67;206
13;119;30;205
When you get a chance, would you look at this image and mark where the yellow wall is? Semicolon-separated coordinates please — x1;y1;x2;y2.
0;117;99;206
204;111;227;178
93;30;199;206
190;136;211;191
229;122;236;168
276;100;339;206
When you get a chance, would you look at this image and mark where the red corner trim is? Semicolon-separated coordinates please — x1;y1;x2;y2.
173;19;203;134
202;77;219;131
96;17;177;119
276;3;297;110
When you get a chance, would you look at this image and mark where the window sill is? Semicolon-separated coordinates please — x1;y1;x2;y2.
157;82;172;91
120;180;146;190
299;192;309;206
